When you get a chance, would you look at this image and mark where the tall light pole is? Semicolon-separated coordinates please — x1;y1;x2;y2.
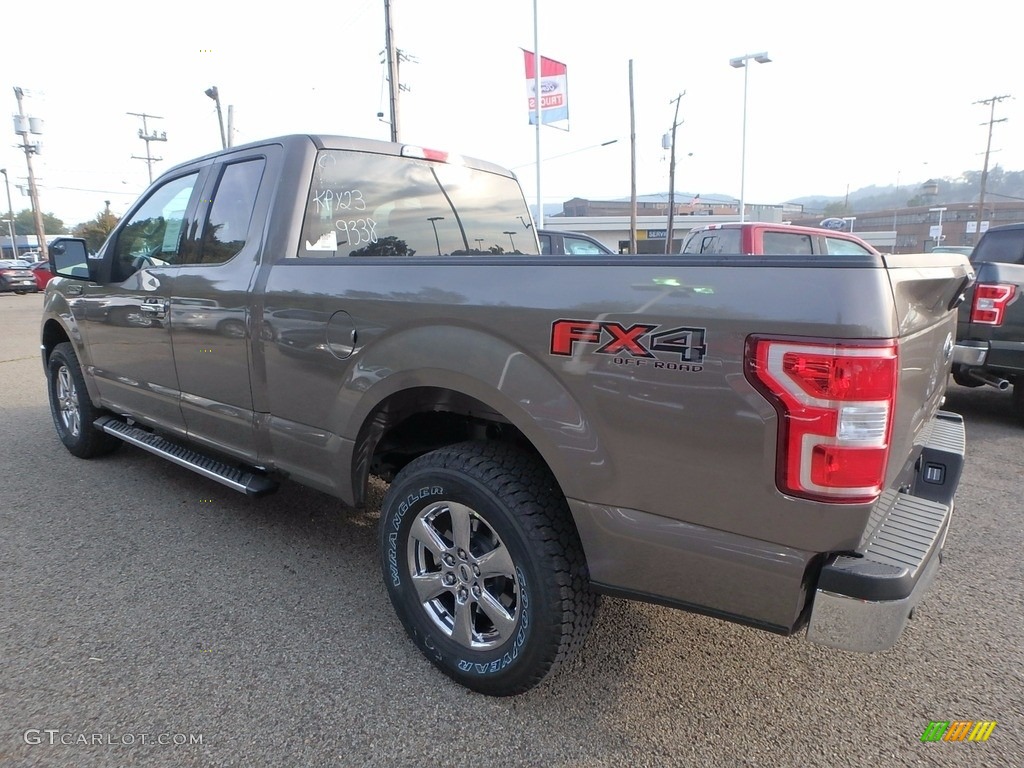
427;216;444;255
503;230;517;252
0;168;17;259
205;86;226;149
929;206;947;252
729;52;771;223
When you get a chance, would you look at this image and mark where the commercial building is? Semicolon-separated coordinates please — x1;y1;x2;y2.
542;195;1024;254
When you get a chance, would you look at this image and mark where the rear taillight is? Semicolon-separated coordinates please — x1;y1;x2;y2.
745;337;898;504
970;283;1016;325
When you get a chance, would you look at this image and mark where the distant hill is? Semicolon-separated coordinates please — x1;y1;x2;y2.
789;166;1024;214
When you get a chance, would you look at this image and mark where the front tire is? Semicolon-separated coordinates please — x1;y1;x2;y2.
46;343;122;458
379;441;598;696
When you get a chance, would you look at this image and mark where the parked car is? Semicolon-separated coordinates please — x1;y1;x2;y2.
30;260;56;290
680;222;879;256
932;245;974;256
0;259;39;294
538;228;614;256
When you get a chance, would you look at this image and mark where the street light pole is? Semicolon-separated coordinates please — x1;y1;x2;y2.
0;168;18;259
205;86;227;150
427;216;444;256
929;206;947;252
729;52;771;223
503;230;517;252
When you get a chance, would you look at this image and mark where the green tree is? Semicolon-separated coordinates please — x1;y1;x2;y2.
73;202;120;253
14;208;67;235
822;201;851;217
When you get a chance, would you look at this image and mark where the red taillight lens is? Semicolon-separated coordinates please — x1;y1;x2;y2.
970;283;1016;325
746;338;898;503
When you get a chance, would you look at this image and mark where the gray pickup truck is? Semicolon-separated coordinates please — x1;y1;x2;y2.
951;222;1024;419
41;134;971;696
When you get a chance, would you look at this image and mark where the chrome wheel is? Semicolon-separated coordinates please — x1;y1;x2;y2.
56;364;81;437
407;500;520;651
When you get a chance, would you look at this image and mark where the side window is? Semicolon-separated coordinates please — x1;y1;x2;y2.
191;158;266;265
681;233;701;254
112;173;199;280
564;236;605;255
539;233;553;255
763;232;813;255
824;236;872;256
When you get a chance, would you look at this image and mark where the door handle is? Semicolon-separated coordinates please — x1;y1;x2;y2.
139;301;168;318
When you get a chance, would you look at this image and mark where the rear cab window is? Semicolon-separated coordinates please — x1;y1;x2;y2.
972;229;1024;264
762;231;813;255
299;151;539;258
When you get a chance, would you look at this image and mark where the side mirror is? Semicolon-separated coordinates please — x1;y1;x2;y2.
49;238;94;281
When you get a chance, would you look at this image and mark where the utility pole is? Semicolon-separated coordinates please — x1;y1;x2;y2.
384;0;400;143
12;87;47;260
128;112;167;184
973;94;1011;244
665;91;685;254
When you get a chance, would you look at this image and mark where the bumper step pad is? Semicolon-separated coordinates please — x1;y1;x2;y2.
806;410;964;653
95;416;278;496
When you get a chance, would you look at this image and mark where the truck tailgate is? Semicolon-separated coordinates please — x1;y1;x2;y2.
882;252;973;483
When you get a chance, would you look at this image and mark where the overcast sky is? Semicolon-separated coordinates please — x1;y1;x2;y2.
2;0;1020;227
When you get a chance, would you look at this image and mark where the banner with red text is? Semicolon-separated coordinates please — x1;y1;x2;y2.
523;50;569;126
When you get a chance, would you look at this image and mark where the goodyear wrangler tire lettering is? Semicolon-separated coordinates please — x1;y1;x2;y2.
378;441;599;696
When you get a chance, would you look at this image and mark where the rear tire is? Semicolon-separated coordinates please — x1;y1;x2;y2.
1013;382;1024;423
379;441;598;696
46;342;122;458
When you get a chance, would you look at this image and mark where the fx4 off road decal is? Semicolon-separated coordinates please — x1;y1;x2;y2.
550;319;707;371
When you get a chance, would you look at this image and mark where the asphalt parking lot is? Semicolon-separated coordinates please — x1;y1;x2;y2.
1;291;1021;767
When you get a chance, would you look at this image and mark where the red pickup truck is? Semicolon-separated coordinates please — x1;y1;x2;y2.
680;222;878;257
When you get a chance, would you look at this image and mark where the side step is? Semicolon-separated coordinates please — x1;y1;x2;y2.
95;415;278;496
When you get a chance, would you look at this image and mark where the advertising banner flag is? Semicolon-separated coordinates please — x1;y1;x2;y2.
523;50;569;126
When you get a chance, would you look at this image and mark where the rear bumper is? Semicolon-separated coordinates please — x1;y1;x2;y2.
954;338;1024;376
806;411;965;652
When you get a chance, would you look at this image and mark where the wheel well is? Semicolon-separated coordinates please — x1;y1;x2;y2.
41;319;71;362
352;386;540;507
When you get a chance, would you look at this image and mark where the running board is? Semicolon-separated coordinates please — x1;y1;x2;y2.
94;416;278;496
